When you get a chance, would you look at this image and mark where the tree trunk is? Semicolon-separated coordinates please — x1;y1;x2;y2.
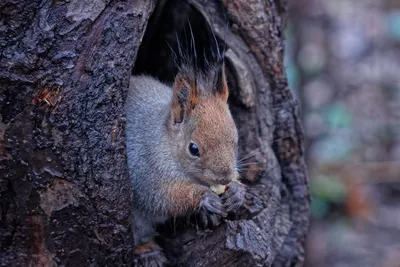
0;0;310;266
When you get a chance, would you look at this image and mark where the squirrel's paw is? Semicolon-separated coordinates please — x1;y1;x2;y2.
221;181;246;213
197;190;223;229
133;241;167;267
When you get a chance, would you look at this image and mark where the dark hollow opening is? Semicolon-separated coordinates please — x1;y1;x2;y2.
133;0;231;86
132;0;245;128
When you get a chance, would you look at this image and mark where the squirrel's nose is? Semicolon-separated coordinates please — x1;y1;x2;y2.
219;177;231;185
218;170;234;185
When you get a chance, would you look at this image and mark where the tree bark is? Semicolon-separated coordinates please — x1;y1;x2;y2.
0;0;309;266
0;0;156;265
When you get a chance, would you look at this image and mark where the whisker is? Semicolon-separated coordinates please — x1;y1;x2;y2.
221;20;229;59
203;47;210;68
174;30;183;60
237;167;256;172
270;135;292;145
210;24;221;63
237;162;263;169
238;153;255;162
238;149;259;162
187;19;198;71
166;40;179;67
237;162;280;176
237;136;292;164
237;161;261;166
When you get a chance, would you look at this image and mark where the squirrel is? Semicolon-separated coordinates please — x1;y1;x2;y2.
125;54;245;266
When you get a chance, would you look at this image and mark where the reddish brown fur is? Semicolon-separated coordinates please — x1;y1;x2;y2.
192;96;237;176
171;76;188;123
133;241;162;255
218;64;229;101
189;81;199;107
168;63;238;186
165;181;206;217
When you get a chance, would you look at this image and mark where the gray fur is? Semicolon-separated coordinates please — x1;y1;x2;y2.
125;76;186;244
125;74;240;246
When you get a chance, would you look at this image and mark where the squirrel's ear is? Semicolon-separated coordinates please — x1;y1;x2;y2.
171;74;199;124
215;63;229;102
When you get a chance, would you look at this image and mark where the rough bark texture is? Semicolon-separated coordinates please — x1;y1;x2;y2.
0;0;309;266
0;0;156;265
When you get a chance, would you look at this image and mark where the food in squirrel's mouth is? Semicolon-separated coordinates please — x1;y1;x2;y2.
210;184;226;195
210;175;241;195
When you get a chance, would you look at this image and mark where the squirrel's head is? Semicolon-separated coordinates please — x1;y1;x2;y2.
167;63;238;186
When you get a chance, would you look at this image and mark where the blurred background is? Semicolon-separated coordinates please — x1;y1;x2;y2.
284;0;400;266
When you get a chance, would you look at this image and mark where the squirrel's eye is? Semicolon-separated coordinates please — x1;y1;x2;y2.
189;142;200;157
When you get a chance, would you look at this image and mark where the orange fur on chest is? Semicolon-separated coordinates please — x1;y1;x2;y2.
165;181;205;217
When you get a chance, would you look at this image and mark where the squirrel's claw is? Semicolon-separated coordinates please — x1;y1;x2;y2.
133;241;167;267
198;209;220;229
221;181;246;213
197;190;223;229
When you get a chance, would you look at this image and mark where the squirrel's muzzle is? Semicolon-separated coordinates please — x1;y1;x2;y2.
215;170;236;185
